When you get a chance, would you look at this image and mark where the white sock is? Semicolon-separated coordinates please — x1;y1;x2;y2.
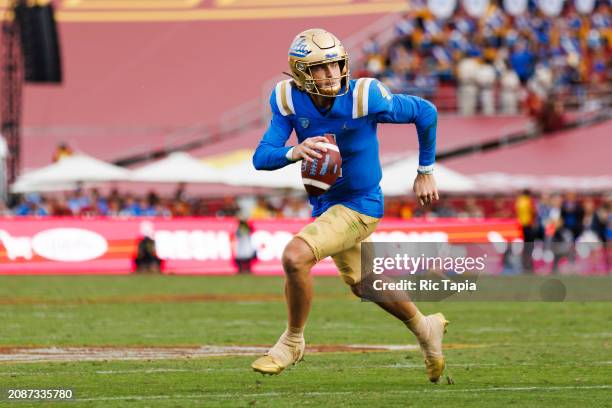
286;326;304;340
404;311;430;342
267;326;304;364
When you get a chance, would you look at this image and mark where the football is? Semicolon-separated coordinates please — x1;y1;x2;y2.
301;133;342;196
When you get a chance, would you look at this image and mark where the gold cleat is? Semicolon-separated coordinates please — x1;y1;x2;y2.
251;337;305;375
419;312;449;383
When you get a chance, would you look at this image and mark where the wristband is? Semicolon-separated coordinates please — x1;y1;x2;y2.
417;164;434;175
286;147;296;161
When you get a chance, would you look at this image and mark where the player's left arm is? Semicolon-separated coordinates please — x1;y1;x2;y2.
370;80;439;206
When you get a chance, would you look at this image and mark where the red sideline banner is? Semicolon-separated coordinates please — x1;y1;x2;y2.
0;217;521;275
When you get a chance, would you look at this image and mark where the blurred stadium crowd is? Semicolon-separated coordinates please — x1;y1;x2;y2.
356;0;610;115
2;188;610;242
1;0;610;247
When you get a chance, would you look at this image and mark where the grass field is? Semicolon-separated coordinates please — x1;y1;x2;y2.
0;275;610;407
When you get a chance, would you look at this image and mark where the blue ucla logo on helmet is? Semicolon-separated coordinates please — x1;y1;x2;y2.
289;37;311;58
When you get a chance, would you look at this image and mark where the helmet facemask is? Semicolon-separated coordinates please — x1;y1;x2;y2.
300;57;350;97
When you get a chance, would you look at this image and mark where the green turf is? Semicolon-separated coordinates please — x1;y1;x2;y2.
0;275;610;407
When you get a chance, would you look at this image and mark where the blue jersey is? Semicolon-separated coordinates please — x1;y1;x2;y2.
253;78;437;218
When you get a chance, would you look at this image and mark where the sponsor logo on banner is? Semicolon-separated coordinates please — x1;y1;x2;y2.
251;230;448;262
0;230;33;260
251;230;294;261
503;0;527;15
31;228;107;262
462;0;489;17
537;0;563;16
0;217;522;275
427;0;457;19
154;230;231;261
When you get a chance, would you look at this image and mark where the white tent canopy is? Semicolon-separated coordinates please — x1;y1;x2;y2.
130;152;221;183
197;149;303;189
11;180;80;194
11;153;131;193
220;159;303;189
470;173;612;191
9;150;476;195
381;154;476;195
212;151;476;194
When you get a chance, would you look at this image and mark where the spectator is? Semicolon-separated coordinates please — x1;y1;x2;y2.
492;196;512;218
476;63;497;115
233;218;257;274
217;196;239;217
515;189;537;273
52;142;73;162
413;63;439;97
13;195;49;216
48;196;71;216
460;197;484;218
551;217;574;274
399;200;414;219
282;195;310;219
456;57;479;115
6;188;610;234
510;39;536;84
580;199;607;243
12;196;31;215
538;99;566;133
355;3;610;114
0;136;7;204
384;198;401;218
173;182;188;202
79;188;108;216
120;195;143;216
134;223;162;274
363;35;386;76
173;200;191;216
250;196;273;219
0;200;10;215
107;197;122;216
153;200;172;217
544;194;563;237
607;196;612;241
431;197;456;217
604;198;611;272
561;191;585;241
500;68;521;114
67;188;90;215
535;193;552;240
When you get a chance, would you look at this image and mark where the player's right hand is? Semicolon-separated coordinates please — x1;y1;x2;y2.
292;136;329;162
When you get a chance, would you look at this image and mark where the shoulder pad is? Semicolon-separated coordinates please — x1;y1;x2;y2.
351;78;374;119
273;79;296;116
353;78;378;119
354;78;393;118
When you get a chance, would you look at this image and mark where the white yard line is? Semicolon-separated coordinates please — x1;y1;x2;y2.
94;368;191;374
0;344;423;363
1;361;611;376
74;385;612;402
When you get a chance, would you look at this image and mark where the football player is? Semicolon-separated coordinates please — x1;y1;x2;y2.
251;28;448;383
